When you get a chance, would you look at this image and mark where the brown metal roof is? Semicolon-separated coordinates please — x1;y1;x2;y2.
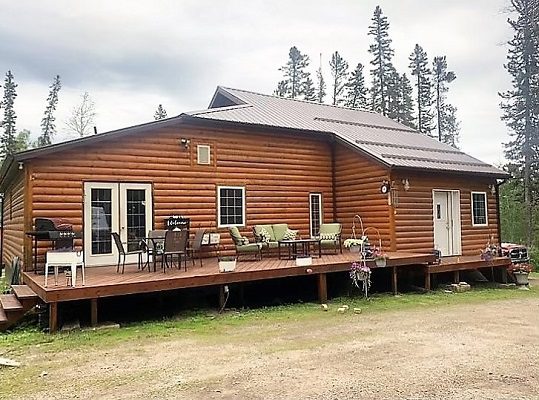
187;87;507;177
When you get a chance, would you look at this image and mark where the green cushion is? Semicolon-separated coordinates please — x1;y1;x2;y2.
266;241;278;249
255;225;275;241
321;239;339;248
272;224;289;241
319;223;341;236
229;226;243;243
237;243;262;253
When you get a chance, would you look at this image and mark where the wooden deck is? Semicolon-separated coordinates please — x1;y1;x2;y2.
21;251;512;332
23;251;434;304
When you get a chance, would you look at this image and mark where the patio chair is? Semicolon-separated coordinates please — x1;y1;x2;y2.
318;223;342;254
162;230;189;272
229;226;262;260
111;232;143;274
142;230;167;271
188;229;206;267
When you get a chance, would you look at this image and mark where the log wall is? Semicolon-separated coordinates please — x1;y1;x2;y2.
2;171;25;268
27;124;334;266
391;171;499;256
333;144;392;250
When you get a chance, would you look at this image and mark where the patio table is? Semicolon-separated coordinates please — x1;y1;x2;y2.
277;238;321;260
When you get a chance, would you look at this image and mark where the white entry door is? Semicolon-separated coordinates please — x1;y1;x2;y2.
433;190;462;256
84;182;153;266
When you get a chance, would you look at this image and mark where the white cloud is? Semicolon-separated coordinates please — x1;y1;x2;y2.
0;0;516;164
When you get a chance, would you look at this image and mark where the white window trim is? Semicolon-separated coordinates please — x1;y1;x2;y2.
197;144;211;165
309;193;323;237
217;186;246;228
471;191;488;227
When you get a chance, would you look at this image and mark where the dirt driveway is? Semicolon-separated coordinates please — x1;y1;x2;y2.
3;297;539;399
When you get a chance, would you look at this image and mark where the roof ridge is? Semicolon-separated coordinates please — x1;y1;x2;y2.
187;103;252;116
219;86;378;114
316;117;415;133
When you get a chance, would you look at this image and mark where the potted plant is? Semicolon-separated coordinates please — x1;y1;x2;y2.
508;262;533;286
350;261;371;298
218;256;237;272
343;236;368;253
480;242;498;263
372;247;388;268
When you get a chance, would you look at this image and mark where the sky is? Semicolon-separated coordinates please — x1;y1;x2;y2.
0;0;514;165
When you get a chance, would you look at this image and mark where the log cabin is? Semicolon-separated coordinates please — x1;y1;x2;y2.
0;86;508;271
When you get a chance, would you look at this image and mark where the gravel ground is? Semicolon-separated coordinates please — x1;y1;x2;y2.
4;296;539;399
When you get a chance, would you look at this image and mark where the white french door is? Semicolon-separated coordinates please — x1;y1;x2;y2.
84;182;153;266
432;190;462;256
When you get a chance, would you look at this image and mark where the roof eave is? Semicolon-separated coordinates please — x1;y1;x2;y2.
391;165;511;179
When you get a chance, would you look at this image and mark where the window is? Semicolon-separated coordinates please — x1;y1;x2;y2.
471;192;488;226
197;145;211;165
309;193;322;237
218;186;245;227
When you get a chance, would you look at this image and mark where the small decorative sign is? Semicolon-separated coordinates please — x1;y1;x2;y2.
165;215;190;231
202;233;221;245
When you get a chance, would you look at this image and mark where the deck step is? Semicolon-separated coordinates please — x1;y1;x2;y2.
0;305;7;323
0;294;23;311
11;285;38;300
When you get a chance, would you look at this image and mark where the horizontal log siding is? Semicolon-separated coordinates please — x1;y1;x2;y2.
334;144;391;249
391;171;499;255
28;125;334;263
2;172;25;268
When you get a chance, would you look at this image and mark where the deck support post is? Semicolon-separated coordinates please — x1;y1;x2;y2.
49;302;58;333
317;273;327;303
453;270;460;284
218;285;226;310
391;266;398;295
424;268;431;291
90;298;98;327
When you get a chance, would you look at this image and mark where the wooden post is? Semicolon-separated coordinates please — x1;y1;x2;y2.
218;285;226;309
49;302;58;333
391;266;398;295
317;273;327;303
453;270;460;284
424;268;431;291
90;298;98;327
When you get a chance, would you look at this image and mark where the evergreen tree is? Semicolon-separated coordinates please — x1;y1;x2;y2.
303;76;317;101
409;44;434;135
368;5;395;115
14;129;31;153
274;81;288;97
398;73;416;128
329;51;349;105
38;75;61;147
316;65;326;103
433;56;458;144
154;104;167;120
66;92;96;137
1;70;18;159
499;0;539;246
386;65;401;121
345;63;368;109
276;46;310;99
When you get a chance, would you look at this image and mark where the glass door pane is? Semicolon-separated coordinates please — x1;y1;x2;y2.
91;188;113;255
126;189;146;252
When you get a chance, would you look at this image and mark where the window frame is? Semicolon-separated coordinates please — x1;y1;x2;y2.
471;191;488;227
217;186;246;228
197;144;211;165
309;193;323;237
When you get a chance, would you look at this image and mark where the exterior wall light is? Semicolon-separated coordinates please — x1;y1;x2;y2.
402;179;410;191
180;138;190;149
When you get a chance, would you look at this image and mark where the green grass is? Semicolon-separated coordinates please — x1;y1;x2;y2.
1;275;538;354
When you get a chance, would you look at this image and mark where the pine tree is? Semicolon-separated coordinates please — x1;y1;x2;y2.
1;70;18;159
66;92;96;137
409;44;434;135
303;76;317;101
276;46;310;99
38;75;61;147
14;129;31;153
329;51;349;105
433;56;458;144
500;0;539;246
368;6;395;115
316;65;326;103
154;104;167;120
439;104;460;148
397;73;415;128
345;63;368;109
386;65;401;121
